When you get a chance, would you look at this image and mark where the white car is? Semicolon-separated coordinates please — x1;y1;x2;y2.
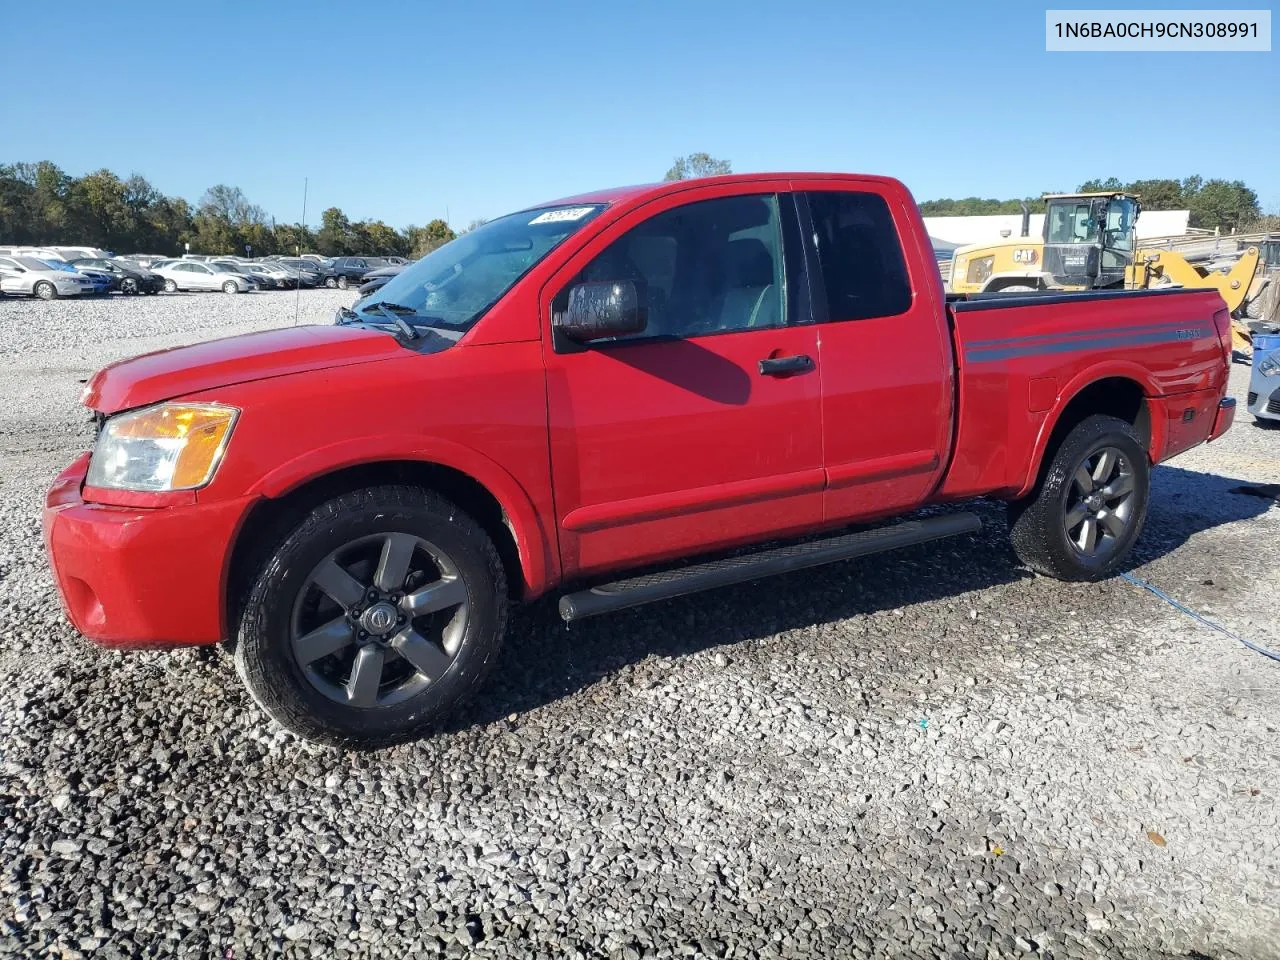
153;260;253;294
0;255;95;299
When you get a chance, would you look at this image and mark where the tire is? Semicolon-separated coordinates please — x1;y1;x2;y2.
222;280;239;294
34;281;57;301
163;278;178;293
325;277;337;289
337;275;350;290
234;485;508;748
120;278;138;295
1007;414;1150;581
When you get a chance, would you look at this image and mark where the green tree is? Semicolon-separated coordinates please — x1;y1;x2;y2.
404;219;456;257
664;153;732;181
316;207;355;256
1124;178;1183;209
1187;179;1259;231
1077;177;1124;193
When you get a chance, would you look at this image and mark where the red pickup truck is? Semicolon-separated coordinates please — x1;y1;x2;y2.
44;173;1236;747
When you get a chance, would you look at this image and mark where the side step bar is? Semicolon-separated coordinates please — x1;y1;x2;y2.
558;512;981;622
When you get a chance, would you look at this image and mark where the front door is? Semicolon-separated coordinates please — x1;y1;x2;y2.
543;187;824;579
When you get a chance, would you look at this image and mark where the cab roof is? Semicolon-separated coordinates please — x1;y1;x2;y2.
531;173;909;212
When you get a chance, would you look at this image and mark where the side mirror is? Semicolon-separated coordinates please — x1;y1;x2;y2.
556;280;646;342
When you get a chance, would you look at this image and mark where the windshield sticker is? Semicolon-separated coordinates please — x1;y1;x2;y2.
529;206;596;225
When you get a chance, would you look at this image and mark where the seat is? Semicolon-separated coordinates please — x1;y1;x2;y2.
715;238;777;330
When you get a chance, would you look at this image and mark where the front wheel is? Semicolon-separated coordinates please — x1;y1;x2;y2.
1007;414;1150;581
34;281;58;300
325;277;337;288
120;278;138;295
234;485;508;748
222;280;240;294
163;278;178;293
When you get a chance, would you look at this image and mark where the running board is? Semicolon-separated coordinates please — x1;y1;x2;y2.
558;512;982;622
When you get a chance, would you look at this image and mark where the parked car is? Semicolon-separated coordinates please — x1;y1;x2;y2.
356;261;406;296
273;259;323;287
70;258;164;295
0;255;95;298
1247;343;1280;423
45;259;113;294
153;260;253;293
43;173;1236;748
357;274;393;297
328;256;388;290
278;257;332;286
214;260;280;289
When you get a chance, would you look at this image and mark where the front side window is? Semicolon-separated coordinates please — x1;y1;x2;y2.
569;193;786;340
806;191;911;321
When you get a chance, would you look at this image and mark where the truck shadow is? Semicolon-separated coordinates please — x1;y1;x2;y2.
443;465;1274;734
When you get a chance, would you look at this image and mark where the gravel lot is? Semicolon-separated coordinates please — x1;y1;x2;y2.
1;291;1278;959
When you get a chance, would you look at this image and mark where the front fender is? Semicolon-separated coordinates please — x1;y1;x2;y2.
244;434;557;597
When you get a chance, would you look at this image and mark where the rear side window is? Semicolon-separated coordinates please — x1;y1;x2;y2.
806;191;911;321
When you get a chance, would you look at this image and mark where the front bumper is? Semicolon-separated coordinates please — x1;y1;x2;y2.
1247;381;1280;422
43;455;250;648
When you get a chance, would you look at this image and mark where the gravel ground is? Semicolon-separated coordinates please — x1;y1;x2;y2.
1;291;1278;959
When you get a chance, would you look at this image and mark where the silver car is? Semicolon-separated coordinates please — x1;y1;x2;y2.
1248;347;1280;423
0;255;95;299
154;260;253;294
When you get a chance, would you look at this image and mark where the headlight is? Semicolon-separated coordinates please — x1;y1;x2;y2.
86;403;238;491
1258;352;1280;378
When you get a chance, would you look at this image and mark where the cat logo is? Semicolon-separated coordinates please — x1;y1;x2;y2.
1012;248;1039;264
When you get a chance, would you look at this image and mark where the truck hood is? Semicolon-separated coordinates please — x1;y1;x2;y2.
84;324;406;413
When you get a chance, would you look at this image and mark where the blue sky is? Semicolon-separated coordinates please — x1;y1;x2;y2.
6;0;1276;228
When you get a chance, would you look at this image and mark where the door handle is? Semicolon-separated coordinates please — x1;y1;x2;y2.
758;354;814;376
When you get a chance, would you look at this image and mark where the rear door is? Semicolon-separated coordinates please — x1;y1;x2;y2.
797;182;953;522
542;185;824;578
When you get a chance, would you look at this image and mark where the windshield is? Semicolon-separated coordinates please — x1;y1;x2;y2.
1046;199;1106;245
15;256;54;270
361;203;604;329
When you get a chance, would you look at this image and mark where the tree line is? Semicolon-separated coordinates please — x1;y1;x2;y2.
3;157;1272;259
918;176;1267;232
0;161;457;258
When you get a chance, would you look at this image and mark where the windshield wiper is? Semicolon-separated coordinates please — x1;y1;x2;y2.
359;301;419;340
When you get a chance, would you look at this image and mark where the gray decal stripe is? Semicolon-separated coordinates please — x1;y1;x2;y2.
964;320;1205;348
965;326;1213;363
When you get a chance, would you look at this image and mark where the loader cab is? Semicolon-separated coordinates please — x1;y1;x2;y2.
1042;192;1140;289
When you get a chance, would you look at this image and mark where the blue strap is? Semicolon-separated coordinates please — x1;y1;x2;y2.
1119;571;1280;664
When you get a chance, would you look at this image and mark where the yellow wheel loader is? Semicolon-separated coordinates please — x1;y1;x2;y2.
947;193;1264;351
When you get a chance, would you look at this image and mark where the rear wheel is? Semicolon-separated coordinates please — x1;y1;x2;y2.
34;281;57;300
1007;415;1149;581
234;485;508;748
163;278;178;293
337;275;350;290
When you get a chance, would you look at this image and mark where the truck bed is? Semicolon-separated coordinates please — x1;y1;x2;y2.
936;286;1231;501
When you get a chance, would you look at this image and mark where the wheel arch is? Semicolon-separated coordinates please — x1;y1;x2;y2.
1016;369;1155;499
224;446;555;638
